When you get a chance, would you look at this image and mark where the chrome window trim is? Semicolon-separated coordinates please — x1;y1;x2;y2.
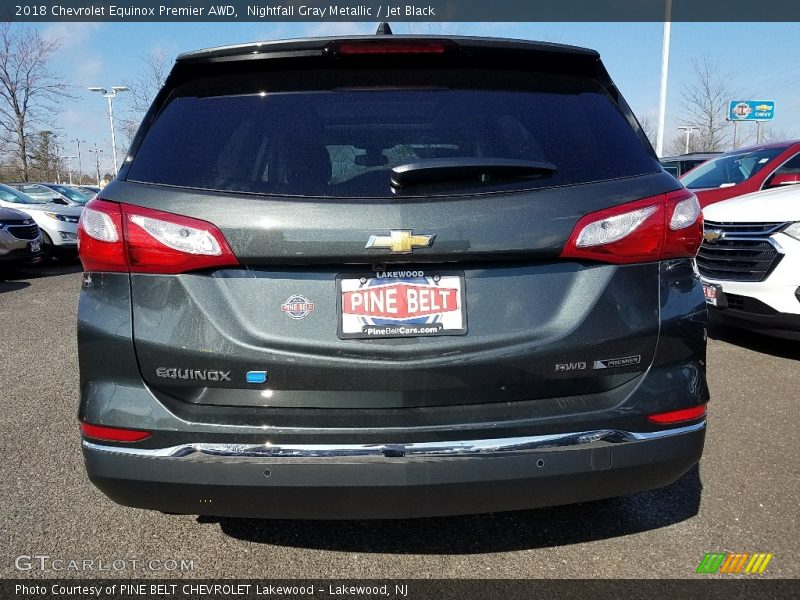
83;420;706;460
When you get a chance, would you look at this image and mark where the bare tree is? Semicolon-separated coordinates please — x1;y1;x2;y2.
678;55;733;152
666;132;688;156
638;114;658;149
120;49;170;148
666;130;703;156
759;126;789;144
0;24;70;180
28;129;61;181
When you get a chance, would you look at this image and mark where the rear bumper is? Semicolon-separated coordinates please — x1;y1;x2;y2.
83;421;705;519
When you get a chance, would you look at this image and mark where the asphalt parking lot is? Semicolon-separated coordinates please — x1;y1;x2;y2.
1;263;798;579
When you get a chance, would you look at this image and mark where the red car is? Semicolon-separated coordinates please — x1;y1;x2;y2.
680;140;800;207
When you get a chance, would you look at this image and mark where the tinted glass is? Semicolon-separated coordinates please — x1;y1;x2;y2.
661;164;679;177
774;153;800;175
127;70;658;198
12;184;54;201
681;146;788;189
0;185;40;204
47;184;89;203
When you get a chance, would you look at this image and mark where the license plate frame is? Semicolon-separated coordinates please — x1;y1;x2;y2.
337;270;467;339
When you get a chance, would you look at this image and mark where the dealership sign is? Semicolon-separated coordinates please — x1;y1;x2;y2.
728;100;775;121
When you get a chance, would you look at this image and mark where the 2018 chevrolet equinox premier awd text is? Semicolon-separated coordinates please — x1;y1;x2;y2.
77;35;709;519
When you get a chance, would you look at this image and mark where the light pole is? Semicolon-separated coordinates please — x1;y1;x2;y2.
72;138;85;185
64;155;78;184
54;144;62;184
88;145;103;186
677;126;698;154
87;86;129;176
655;0;673;158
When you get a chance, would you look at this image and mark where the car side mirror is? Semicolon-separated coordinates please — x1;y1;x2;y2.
766;173;800;188
51;197;68;205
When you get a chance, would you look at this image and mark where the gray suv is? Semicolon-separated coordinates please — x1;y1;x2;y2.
77;35;709;519
0;206;42;269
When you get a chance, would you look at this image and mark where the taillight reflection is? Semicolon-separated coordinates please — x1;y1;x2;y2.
647;404;707;425
80;422;152;443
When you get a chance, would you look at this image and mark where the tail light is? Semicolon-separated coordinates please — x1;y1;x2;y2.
78;199;239;274
80;422;152;442
647;404;707;425
561;188;702;264
77;200;126;272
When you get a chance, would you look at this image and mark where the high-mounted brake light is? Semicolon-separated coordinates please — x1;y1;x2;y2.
560;188;702;264
80;422;152;442
78;198;239;274
647;404;707;425
333;41;448;55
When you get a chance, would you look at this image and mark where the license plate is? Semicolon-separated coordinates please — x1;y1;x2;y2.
702;283;719;306
338;270;467;339
30;240;41;253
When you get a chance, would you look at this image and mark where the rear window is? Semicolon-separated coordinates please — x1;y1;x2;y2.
127;69;658;198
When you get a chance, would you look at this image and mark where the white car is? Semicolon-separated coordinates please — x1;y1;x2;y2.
0;183;81;260
697;185;800;339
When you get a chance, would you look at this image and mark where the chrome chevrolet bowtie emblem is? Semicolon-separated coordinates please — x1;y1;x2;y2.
703;229;724;243
365;230;436;254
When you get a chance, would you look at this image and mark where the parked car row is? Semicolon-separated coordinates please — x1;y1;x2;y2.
663;141;800;340
0;182;95;269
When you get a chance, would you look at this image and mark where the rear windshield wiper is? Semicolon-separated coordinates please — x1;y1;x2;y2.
390;158;557;189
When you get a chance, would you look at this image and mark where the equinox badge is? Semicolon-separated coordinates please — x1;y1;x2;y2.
365;230;436;254
156;367;231;382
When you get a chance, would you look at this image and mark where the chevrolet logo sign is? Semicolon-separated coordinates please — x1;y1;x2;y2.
365;230;436;254
704;230;724;243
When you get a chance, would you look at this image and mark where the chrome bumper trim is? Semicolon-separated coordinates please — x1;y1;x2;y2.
82;421;705;459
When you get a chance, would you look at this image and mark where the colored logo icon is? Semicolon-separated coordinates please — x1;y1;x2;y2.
697;552;774;574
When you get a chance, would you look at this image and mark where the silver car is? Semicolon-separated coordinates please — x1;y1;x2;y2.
0;183;81;260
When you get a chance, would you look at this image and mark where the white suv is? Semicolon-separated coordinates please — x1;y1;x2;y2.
697;185;800;339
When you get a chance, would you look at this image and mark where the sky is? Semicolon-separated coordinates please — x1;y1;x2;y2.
26;20;800;177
